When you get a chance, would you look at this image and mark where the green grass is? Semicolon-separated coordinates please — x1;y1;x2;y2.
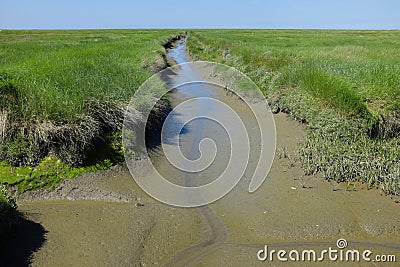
187;29;400;195
0;29;182;189
0;30;179;166
188;30;400;118
0;30;178;122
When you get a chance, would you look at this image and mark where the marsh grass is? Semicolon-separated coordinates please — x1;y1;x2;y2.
187;30;400;195
0;30;182;121
0;30;180;162
0;30;183;190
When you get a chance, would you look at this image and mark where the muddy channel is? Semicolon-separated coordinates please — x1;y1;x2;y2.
7;40;400;266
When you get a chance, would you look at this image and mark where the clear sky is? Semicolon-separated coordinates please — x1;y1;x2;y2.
1;0;399;30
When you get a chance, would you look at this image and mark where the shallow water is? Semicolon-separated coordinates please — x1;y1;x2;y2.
16;40;400;267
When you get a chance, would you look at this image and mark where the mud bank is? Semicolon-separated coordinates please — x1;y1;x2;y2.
15;111;400;267
16;165;132;202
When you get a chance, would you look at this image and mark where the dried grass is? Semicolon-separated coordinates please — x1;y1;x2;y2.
0;111;7;144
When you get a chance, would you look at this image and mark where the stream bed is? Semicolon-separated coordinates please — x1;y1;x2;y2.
13;40;400;267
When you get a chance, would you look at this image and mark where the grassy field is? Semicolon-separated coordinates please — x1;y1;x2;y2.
0;30;181;190
1;29;399;196
187;30;400;195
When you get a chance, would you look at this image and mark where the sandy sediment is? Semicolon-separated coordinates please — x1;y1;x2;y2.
16;165;133;203
10;112;399;267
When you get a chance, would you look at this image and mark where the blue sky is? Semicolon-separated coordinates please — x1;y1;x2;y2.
1;0;399;29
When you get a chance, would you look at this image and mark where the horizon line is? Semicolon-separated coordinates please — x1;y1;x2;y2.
1;27;400;31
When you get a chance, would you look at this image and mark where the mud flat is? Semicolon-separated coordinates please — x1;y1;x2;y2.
10;112;399;267
14;169;209;266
